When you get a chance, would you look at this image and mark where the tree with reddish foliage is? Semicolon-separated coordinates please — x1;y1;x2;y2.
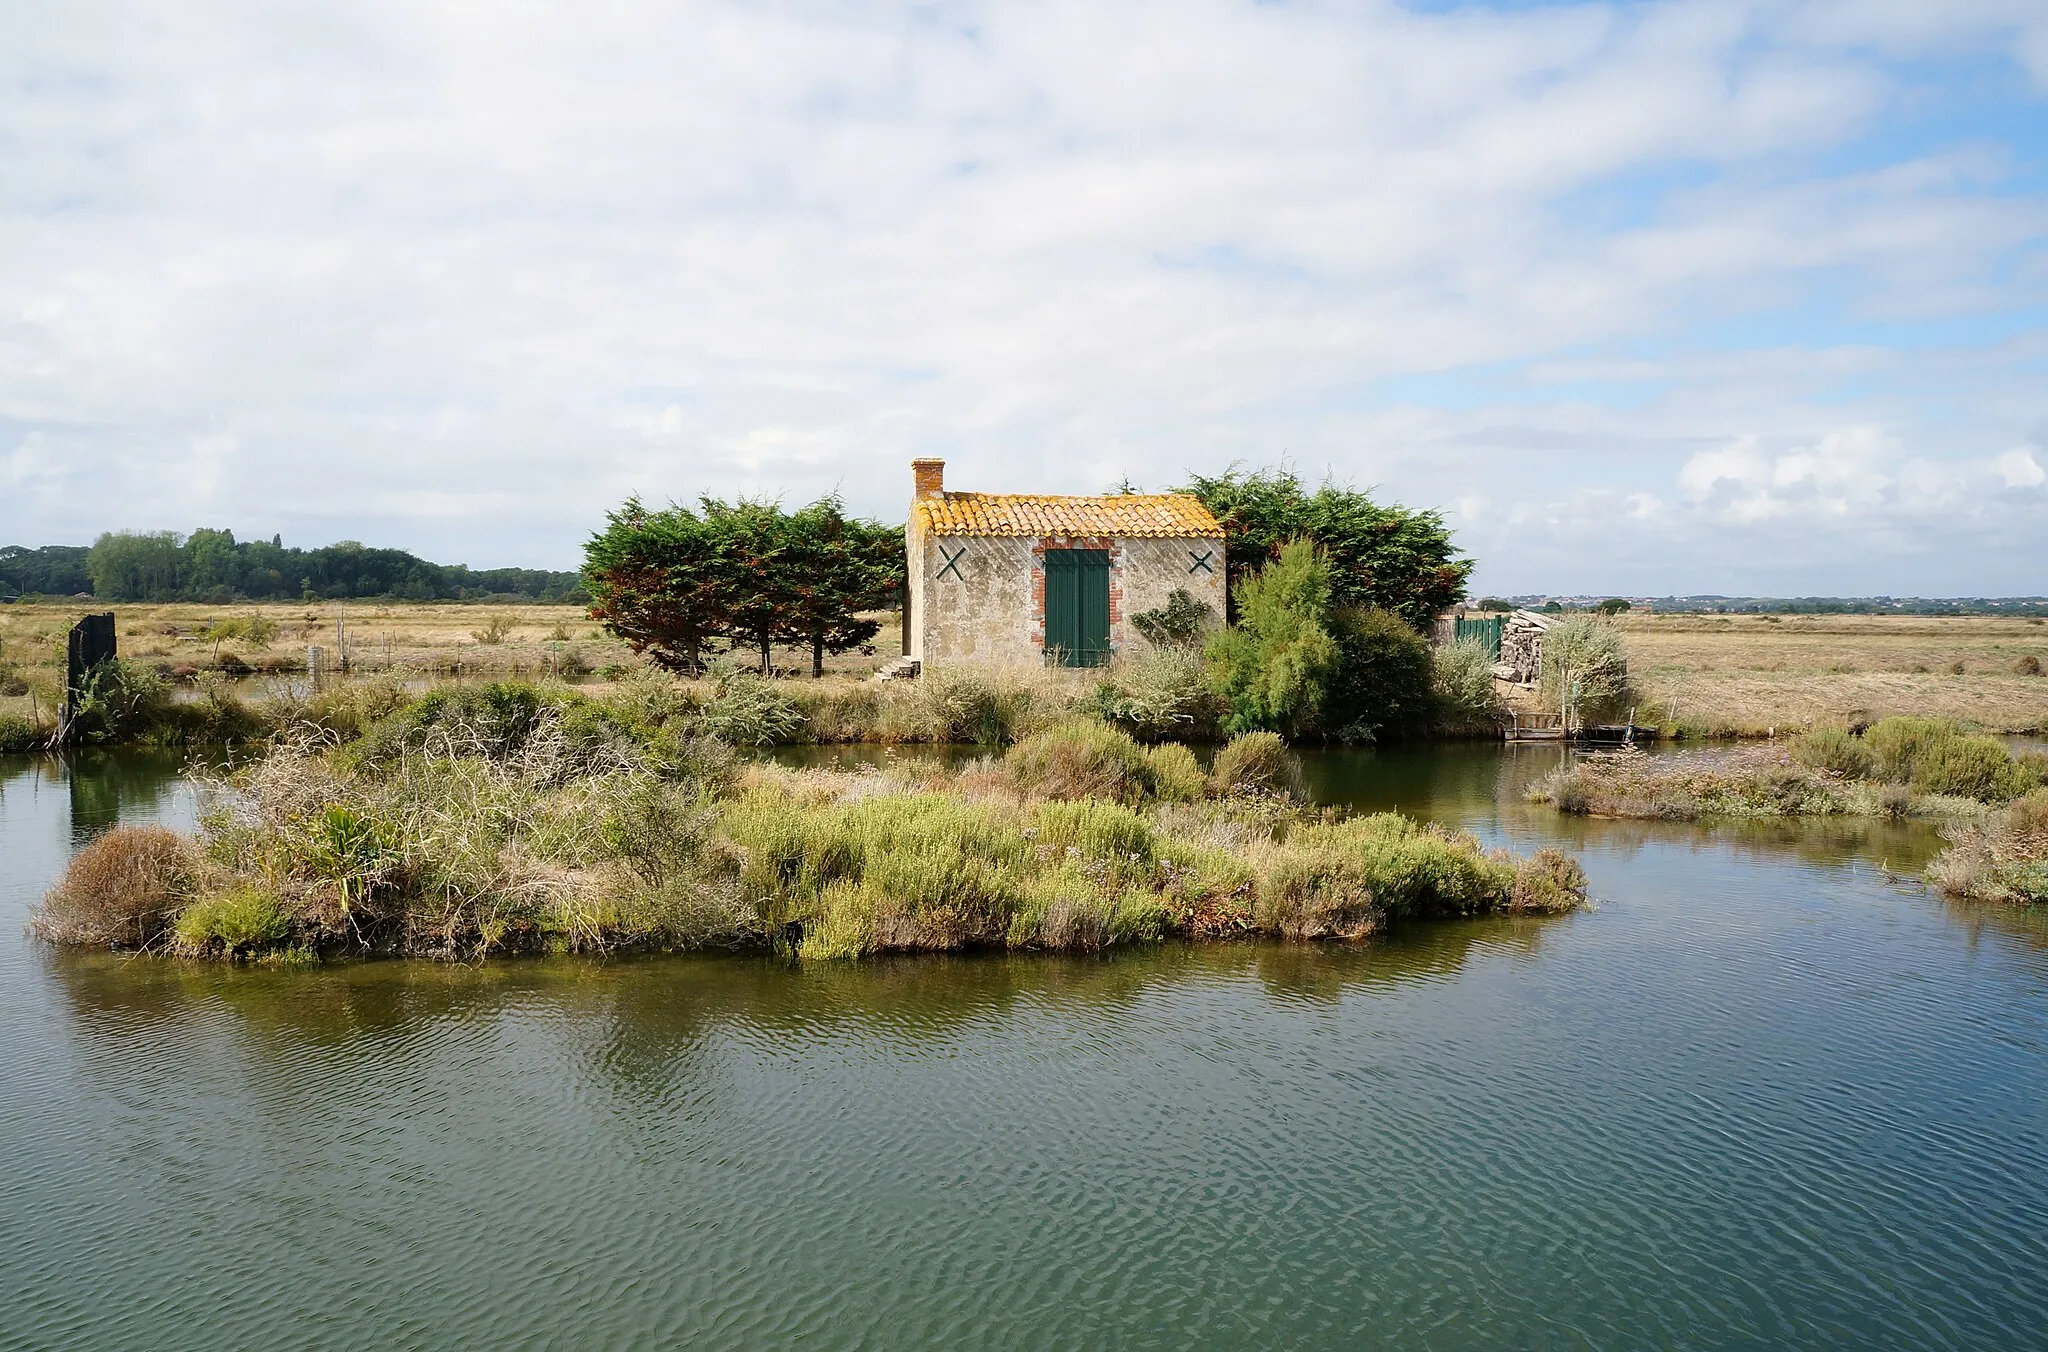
583;495;903;675
584;497;733;673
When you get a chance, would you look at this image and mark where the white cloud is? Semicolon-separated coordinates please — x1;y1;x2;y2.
1996;447;2047;488
0;0;2041;594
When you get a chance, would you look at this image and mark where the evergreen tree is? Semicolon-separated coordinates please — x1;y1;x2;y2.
1179;467;1472;630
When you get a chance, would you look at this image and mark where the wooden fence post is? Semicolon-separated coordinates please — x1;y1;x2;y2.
60;612;117;745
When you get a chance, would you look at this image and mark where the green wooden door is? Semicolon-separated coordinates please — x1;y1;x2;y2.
1454;615;1505;659
1043;549;1111;667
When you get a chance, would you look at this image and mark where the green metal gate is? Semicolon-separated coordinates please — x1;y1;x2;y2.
1043;549;1111;667
1454;615;1505;658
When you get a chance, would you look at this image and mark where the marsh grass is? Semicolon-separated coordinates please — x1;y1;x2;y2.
1927;790;2048;906
1533;717;2044;823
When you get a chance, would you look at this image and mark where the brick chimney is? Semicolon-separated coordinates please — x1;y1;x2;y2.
912;458;946;501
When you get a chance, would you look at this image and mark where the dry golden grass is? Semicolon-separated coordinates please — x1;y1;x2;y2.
0;600;910;732
1606;613;2048;735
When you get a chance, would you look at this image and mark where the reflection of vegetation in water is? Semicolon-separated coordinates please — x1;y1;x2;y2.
60;749;191;845
37;923;1559;1114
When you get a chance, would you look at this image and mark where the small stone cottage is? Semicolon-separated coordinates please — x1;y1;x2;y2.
903;459;1226;670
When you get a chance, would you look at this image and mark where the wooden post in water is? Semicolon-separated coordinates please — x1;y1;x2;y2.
59;612;117;746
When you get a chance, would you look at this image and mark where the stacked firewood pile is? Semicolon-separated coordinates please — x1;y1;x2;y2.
1493;610;1553;685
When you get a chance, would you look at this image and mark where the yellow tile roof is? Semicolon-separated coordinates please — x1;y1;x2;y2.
913;492;1224;538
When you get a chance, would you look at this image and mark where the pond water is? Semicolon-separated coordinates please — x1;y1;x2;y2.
3;746;2047;1349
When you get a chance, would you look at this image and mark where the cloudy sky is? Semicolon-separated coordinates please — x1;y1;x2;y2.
3;0;2045;595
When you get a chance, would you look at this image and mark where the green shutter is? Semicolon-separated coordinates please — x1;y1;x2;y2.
1043;550;1110;667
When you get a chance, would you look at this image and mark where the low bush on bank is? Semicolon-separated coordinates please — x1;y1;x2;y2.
30;825;198;948
1087;650;1228;744
1927;789;2048;906
33;711;1586;962
1211;730;1303;800
1002;718;1163;803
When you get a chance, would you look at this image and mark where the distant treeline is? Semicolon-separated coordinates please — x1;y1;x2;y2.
1493;595;2048;617
0;532;585;604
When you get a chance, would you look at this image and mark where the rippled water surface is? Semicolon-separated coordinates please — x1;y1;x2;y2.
5;746;2048;1350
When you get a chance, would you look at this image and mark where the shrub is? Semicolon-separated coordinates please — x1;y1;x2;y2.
1910;734;2036;803
1864;717;1952;782
1256;831;1384;939
1210;730;1303;800
292;678;413;743
1144;742;1208;802
1432;637;1500;733
599;780;713;887
1539;618;1629;723
607;667;698;731
1790;727;1873;779
64;658;174;745
1530;747;1849;821
1256;813;1560;936
916;670;1046;746
1323;605;1434;742
200;614;278;651
691;668;806;746
1003;718;1158;803
793;682;881;743
1290;814;1517;920
1206;539;1341;738
1512;849;1588;913
471;613;515;645
1130;588;1215;649
1863;716;2034;802
1087;650;1226;743
32;826;198;948
173;887;291;956
349;682;549;766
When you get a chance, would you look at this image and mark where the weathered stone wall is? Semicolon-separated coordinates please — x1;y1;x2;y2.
915;535;1041;666
911;533;1226;669
1114;537;1226;651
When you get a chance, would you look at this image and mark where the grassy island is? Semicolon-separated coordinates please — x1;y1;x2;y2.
1529;718;2045;824
31;682;1586;962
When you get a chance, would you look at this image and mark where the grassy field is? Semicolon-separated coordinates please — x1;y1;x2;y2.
1604;613;2048;735
0;600;906;723
6;601;2048;742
